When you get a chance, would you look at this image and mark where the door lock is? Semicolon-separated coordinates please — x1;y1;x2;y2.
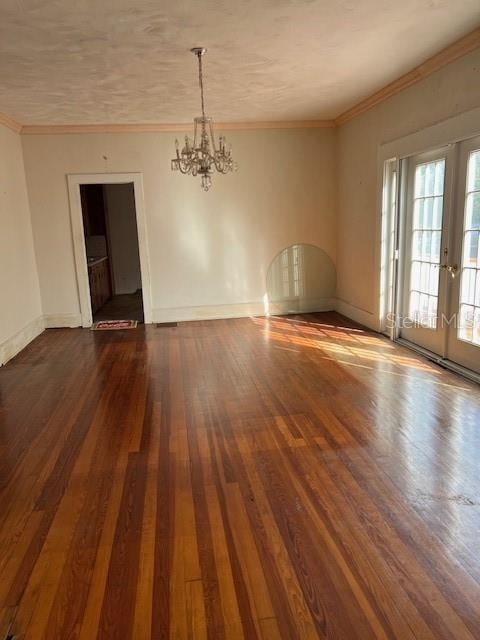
440;263;458;278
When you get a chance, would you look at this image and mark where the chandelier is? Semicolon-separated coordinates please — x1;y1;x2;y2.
171;48;236;191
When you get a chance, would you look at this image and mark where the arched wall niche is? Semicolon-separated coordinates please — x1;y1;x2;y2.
265;243;336;315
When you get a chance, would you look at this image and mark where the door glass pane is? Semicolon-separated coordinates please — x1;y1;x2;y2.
408;158;445;328
458;149;480;345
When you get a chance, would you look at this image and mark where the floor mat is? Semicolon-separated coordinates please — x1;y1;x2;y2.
91;319;138;330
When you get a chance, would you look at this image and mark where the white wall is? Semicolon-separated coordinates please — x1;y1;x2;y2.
336;48;480;329
17;48;480;334
0;124;42;364
104;183;142;295
22;128;337;323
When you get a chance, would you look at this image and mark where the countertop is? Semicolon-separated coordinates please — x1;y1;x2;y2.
87;256;108;268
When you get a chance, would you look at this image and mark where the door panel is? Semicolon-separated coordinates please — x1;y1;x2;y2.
399;148;452;355
445;137;480;375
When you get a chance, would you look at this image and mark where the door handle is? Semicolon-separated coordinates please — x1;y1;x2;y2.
439;263;458;278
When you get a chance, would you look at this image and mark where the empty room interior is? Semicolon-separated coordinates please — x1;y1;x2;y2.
1;2;480;638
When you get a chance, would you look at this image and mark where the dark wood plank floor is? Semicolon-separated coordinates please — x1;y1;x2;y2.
1;312;480;639
94;291;144;323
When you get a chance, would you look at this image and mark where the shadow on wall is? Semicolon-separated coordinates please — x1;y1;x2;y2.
265;244;336;315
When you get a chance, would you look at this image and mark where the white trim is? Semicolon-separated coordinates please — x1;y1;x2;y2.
396;338;480;385
67;173;152;327
380;106;480;161
335;299;376;330
0;316;45;366
152;298;335;323
44;313;82;328
268;297;336;316
20;120;335;135
0;111;22;133
153;302;264;323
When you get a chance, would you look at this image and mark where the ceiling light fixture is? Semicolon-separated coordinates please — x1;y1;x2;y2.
171;48;236;191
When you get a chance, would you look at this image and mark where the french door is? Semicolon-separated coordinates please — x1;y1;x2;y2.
397;136;480;377
445;137;480;373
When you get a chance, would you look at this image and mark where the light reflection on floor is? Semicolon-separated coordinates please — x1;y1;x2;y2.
251;314;472;389
252;312;479;574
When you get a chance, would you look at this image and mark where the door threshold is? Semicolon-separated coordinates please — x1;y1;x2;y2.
396;338;480;385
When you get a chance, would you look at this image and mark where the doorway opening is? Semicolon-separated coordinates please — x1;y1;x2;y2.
80;183;144;324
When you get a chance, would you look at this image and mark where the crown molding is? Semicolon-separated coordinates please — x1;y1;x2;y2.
0;111;22;133
20;120;335;135
21;123;192;134
335;26;480;127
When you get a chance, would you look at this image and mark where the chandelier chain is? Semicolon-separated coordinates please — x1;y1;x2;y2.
197;52;206;121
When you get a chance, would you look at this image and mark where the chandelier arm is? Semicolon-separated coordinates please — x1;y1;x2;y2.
208;119;218;153
214;160;228;174
176;149;190;173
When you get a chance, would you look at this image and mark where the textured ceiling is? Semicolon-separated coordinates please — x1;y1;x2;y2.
0;0;479;125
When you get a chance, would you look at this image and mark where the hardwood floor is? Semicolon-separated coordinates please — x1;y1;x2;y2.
94;291;144;323
1;312;480;639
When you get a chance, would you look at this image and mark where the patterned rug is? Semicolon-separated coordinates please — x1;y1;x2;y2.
91;320;138;330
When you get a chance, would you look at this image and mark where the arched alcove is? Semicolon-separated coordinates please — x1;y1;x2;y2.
265;244;336;314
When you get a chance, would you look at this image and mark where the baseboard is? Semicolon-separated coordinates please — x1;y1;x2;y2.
0;315;45;366
267;297;336;316
152;298;336;323
152;301;265;323
335;299;378;330
44;313;82;328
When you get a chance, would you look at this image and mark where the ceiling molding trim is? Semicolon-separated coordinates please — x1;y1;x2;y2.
20;120;335;135
335;26;480;127
0;111;22;133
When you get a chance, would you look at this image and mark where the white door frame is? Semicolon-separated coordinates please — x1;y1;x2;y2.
397;146;455;356
67;172;152;327
376;105;480;335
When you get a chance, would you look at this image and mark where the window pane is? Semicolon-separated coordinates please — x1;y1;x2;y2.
459;304;474;342
429;264;439;295
431;231;441;262
465;192;480;230
461;269;476;305
415;164;426;198
467;149;480;192
422;231;432;260
409;158;445;328
432;197;443;229
424;198;433;228
429;301;436;325
474;307;480;346
463;231;480;268
421;262;429;291
458;149;480;344
413;199;424;228
411;261;421;290
434;161;445;196
420;293;429;316
412;231;422;259
425;163;435;196
409;291;420;318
